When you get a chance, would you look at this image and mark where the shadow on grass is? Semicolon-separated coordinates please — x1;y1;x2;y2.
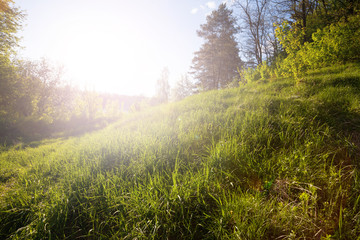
314;100;360;135
0;116;120;149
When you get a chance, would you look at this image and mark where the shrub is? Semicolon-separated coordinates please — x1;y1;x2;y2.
304;14;360;68
259;61;272;80
275;15;360;79
240;67;261;84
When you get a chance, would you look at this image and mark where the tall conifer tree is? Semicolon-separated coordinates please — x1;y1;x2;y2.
191;3;242;91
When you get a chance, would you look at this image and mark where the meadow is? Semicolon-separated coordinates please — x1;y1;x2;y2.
1;63;360;239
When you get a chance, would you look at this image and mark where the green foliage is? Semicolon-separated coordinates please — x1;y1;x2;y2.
1;56;139;144
303;14;360;67
274;15;360;79
0;1;24;121
240;62;273;83
258;62;272;80
274;21;307;79
0;0;24;55
1;64;360;239
1;0;360;238
0;3;127;144
241;66;261;83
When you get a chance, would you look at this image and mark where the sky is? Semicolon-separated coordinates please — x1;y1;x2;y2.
15;0;234;97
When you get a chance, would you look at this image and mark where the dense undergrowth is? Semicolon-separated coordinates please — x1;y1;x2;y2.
1;63;360;239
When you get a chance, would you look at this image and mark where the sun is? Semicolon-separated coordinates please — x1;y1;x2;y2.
48;18;159;96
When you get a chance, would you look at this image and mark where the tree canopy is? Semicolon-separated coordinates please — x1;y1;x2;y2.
0;0;23;55
0;0;24;119
191;3;243;91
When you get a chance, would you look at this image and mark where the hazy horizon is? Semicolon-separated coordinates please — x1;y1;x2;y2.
16;0;235;97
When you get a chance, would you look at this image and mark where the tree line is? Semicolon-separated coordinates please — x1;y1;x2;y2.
186;0;360;91
0;0;151;143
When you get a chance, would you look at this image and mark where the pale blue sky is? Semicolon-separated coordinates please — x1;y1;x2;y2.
15;0;234;96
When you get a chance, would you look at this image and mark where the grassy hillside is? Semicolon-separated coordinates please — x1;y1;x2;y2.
1;63;360;239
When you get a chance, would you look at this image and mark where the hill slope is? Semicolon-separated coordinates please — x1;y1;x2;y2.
1;63;360;239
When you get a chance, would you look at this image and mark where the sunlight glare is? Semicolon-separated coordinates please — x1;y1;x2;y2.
49;19;158;96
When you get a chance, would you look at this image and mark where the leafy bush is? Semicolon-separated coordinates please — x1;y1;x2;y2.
240;67;261;83
259;61;272;80
275;15;360;79
275;21;306;79
303;14;360;68
240;62;273;84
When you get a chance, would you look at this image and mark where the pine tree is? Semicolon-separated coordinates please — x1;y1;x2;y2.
191;3;243;91
156;67;170;103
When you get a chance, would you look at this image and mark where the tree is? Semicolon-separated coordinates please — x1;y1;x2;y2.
271;0;360;61
15;58;65;120
0;0;24;120
235;0;273;66
81;90;102;120
156;67;170;103
273;0;317;43
171;74;195;101
0;0;23;55
191;3;243;91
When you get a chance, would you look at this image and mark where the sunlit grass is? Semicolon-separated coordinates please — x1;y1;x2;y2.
1;63;360;239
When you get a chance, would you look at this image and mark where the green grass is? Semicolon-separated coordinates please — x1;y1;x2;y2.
1;63;360;239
